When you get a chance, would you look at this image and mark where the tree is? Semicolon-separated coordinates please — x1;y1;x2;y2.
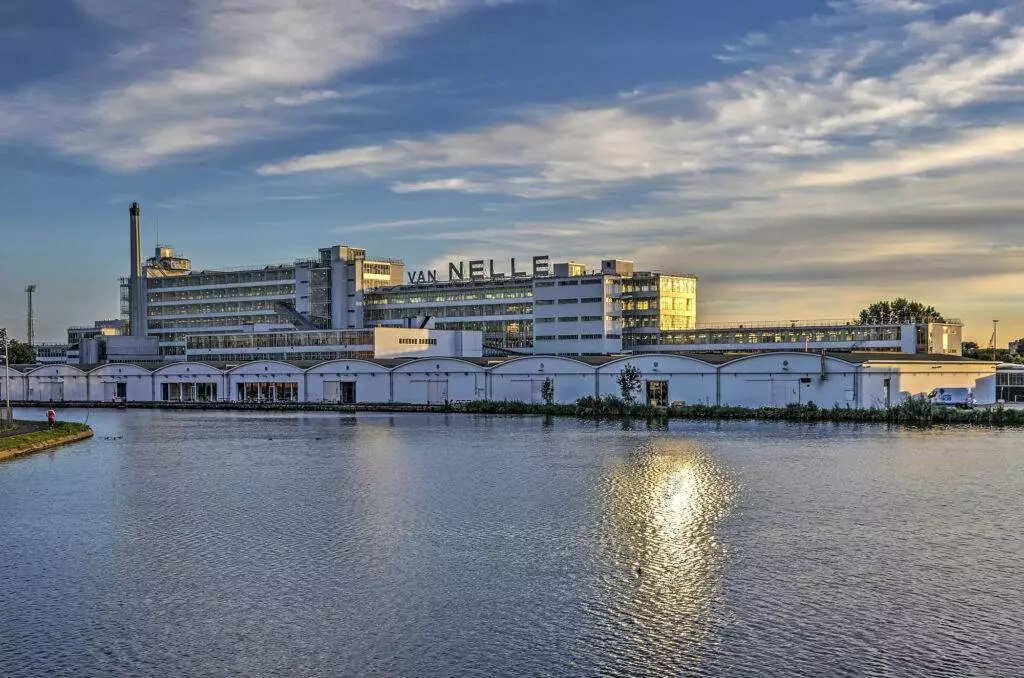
4;339;35;365
616;364;642;404
858;298;945;325
541;377;555;406
961;341;979;357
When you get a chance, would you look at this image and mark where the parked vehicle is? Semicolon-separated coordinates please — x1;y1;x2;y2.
927;387;975;409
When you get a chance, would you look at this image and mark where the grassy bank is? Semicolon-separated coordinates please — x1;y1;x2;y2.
0;422;94;461
459;396;1024;427
8;398;1023;427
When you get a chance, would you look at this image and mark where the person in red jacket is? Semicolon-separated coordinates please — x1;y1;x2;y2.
46;409;56;428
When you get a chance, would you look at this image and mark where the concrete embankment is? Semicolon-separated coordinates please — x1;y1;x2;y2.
0;423;94;462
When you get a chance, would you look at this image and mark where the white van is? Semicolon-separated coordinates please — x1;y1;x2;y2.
927;387;975;409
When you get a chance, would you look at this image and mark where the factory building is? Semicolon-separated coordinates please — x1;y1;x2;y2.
66;319;127;365
139;245;404;359
113;202;961;364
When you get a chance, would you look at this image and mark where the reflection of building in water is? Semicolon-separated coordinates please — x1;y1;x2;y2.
586;438;734;673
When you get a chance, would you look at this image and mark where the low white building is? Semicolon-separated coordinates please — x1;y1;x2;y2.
7;352;998;408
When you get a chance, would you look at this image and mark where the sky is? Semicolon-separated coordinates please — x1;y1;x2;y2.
0;0;1021;345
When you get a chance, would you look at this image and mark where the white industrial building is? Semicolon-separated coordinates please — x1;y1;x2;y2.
2;353;997;408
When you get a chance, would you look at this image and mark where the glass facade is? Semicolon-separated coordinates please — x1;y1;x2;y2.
625;324;904;349
363;278;535;353
188;330;374;351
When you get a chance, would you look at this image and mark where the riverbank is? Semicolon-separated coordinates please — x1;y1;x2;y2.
0;422;94;462
12;397;1024;426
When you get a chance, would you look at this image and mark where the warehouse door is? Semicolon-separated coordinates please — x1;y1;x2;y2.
427;380;449;404
341;382;356;404
771;380;799;406
323;381;341;402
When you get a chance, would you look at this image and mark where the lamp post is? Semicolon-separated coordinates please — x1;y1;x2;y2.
1;328;10;429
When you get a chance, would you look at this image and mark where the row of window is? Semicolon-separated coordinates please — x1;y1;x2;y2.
148;285;296;303
624;327;903;346
535;315;615;323
364;287;533;305
187;330;375;351
149;301;284;318
536;334;621;341
364;304;533;321
149;269;297;289
188;351;374;364
535;297;610;306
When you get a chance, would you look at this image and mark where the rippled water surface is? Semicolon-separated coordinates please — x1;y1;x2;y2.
2;409;1022;677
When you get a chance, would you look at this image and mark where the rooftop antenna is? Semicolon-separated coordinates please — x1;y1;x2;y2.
25;285;36;346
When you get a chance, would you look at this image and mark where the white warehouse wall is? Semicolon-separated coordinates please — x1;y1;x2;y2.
597;355;718;405
391;359;487;404
719;354;859;409
227;361;307;402
489;357;596;404
87;364;155;402
862;362;999;405
5;354;999;409
305;360;391;404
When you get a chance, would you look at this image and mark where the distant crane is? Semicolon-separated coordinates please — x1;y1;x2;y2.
989;319;999;351
25;285;36;347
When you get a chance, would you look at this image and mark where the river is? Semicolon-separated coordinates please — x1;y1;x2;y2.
1;409;1022;677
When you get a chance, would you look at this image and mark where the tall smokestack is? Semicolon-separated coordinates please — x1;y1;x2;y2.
129;202;147;337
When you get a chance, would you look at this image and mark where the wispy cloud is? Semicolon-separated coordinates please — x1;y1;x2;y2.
0;0;499;170
257;4;1024;204
333;216;470;233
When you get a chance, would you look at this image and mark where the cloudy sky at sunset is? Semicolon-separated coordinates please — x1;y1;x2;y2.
1;0;1021;344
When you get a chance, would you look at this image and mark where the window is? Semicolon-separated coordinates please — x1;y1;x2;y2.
557;298;578;305
535;335;556;341
580;297;602;304
581;315;603;322
536;317;555;323
581;334;603;340
536;300;555;306
558;280;579;286
558;334;579;340
558;316;579;323
535;281;555;288
606;333;621;339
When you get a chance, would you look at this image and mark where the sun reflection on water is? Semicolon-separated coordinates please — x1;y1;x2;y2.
584;437;736;674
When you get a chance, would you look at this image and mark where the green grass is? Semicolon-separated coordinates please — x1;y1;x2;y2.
453;397;1024;427
0;422;92;453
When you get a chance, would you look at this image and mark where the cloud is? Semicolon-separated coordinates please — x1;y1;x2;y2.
0;0;499;170
271;90;345;107
791;125;1024;187
256;5;1024;202
333;216;470;233
829;0;945;15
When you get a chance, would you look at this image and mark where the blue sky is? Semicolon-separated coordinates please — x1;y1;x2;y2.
1;0;1022;344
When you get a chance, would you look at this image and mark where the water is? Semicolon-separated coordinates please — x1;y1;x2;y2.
1;409;1022;677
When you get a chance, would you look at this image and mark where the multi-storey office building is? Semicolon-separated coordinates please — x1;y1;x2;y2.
362;258;698;356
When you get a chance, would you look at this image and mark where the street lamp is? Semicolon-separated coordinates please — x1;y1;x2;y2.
1;328;10;429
